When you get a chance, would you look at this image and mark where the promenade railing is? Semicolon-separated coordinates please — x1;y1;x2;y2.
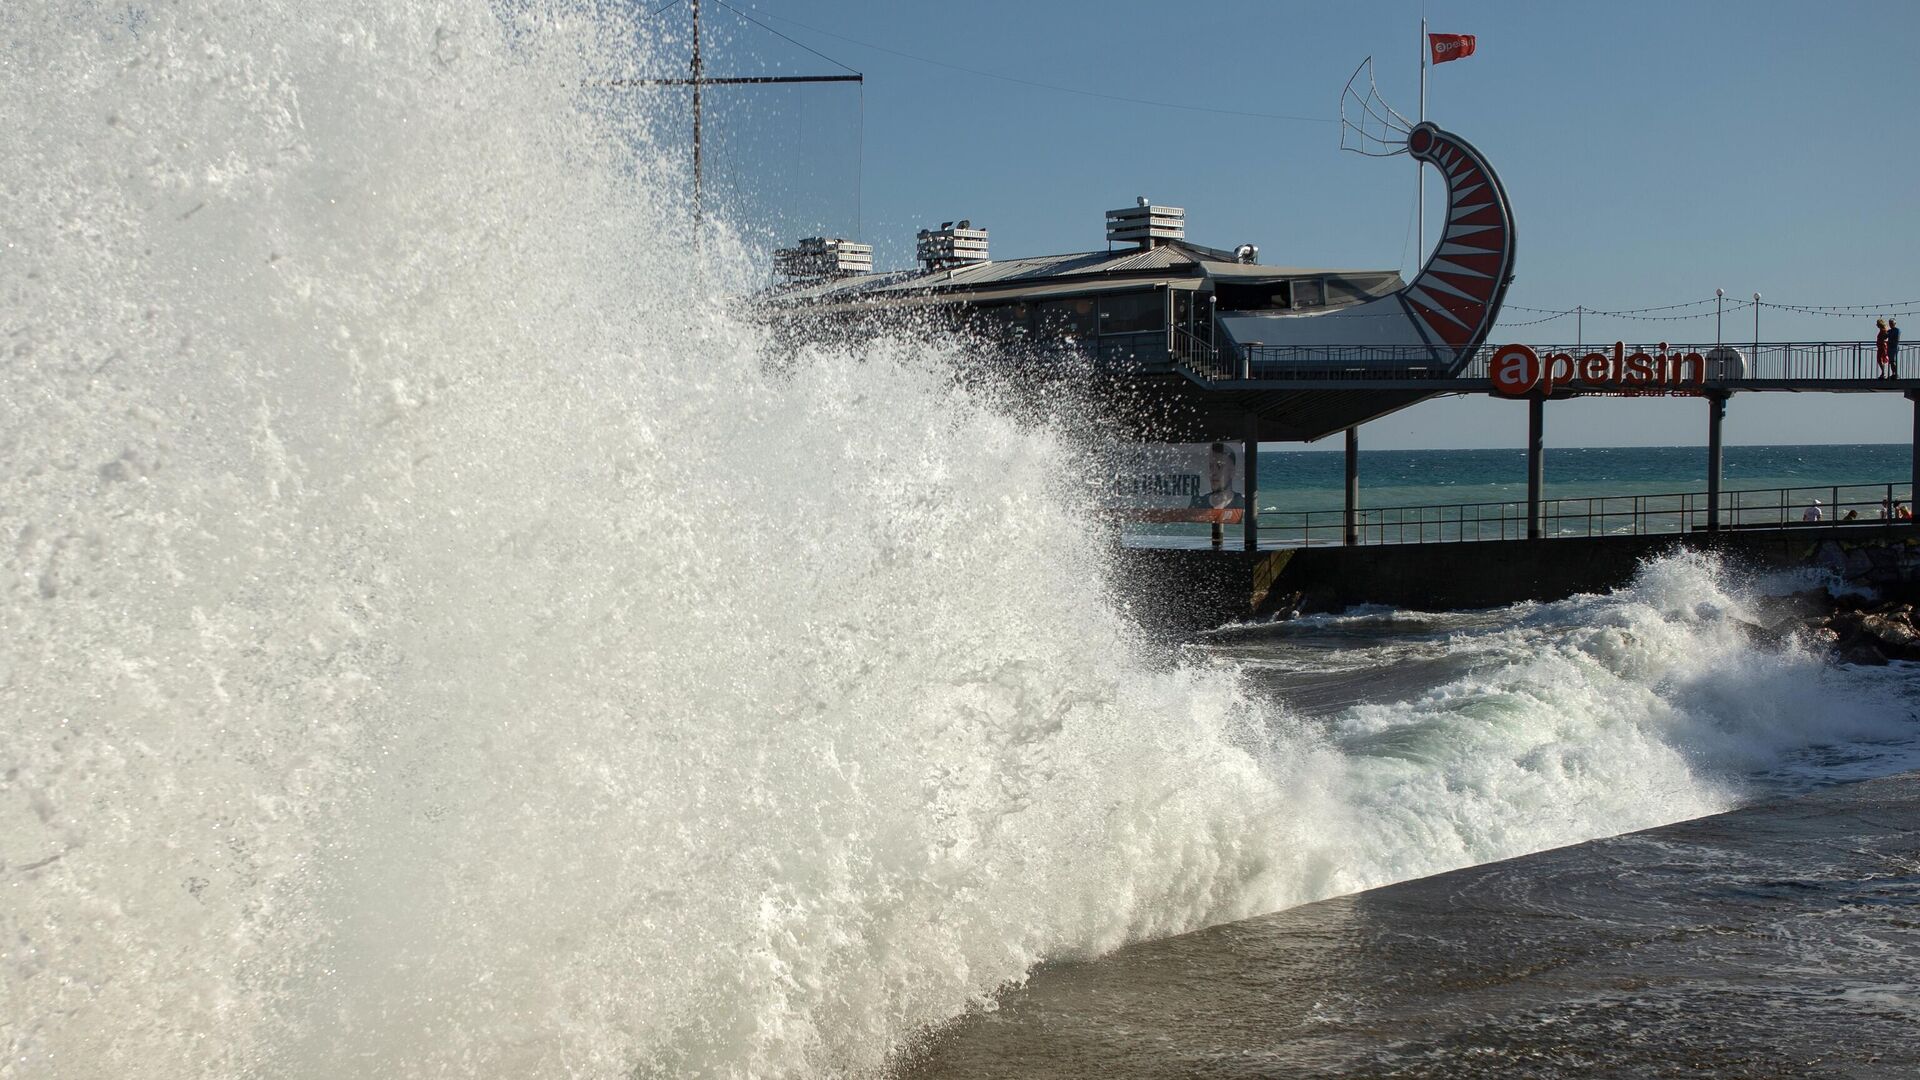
1178;340;1916;384
1250;481;1916;547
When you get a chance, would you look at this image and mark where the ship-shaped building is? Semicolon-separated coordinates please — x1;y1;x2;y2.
755;122;1517;444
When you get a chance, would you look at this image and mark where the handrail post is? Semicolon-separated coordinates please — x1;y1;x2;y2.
1343;426;1360;547
1706;391;1727;532
1909;391;1920;523
1243;413;1260;552
1527;395;1545;540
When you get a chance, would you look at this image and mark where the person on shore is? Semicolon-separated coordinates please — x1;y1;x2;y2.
1875;318;1890;378
1889;318;1902;378
1803;498;1823;522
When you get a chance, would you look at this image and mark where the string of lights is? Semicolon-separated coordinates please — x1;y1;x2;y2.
1583;307;1746;322
1758;298;1920;313
1495;309;1573;327
1505;297;1723;316
1497;296;1920;328
1758;300;1920;318
1227;293;1915;326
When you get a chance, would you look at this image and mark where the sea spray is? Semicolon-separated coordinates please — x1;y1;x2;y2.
4;4;1917;1078
1213;548;1920;897
0;5;1293;1073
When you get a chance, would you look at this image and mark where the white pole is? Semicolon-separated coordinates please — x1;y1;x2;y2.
1716;288;1724;345
1417;17;1427;271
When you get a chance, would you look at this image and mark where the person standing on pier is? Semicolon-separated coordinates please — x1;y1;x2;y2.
1888;318;1901;378
1875;319;1890;378
1803;499;1824;522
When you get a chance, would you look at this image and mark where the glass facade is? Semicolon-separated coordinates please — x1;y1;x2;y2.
1217;280;1293;312
1096;292;1163;334
1035;297;1098;340
968;290;1173;344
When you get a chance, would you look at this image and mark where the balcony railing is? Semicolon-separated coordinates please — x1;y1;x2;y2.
1245;482;1916;547
1166;340;1916;385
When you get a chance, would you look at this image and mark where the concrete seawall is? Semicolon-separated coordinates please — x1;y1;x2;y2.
1112;524;1920;633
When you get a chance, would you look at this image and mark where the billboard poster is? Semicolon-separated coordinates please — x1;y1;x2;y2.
1108;442;1246;524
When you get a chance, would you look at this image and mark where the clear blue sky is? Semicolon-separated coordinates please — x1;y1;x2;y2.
659;0;1920;450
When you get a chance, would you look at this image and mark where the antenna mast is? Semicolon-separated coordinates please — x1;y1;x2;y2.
612;1;863;229
1418;16;1427;273
691;0;702;225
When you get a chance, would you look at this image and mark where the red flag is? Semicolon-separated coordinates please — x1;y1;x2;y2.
1428;33;1476;65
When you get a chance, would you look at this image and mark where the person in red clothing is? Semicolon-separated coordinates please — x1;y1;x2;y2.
1875;318;1890;378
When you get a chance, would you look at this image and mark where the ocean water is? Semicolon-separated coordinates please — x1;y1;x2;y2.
1253;443;1913;514
4;5;1918;1079
1129;443;1915;547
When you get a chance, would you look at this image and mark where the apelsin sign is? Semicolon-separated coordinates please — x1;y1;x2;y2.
1490;342;1706;397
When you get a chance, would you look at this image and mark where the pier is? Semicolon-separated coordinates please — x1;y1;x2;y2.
752;113;1919;624
1114;522;1920;634
1106;336;1920;631
1138;481;1920;549
1146;338;1920;553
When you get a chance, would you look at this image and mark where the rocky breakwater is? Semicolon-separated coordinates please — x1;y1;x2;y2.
1807;598;1920;666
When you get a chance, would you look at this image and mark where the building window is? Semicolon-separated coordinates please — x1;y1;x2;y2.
1216;281;1292;312
1097;291;1165;335
1035;298;1097;340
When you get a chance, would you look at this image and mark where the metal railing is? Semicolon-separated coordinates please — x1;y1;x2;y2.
1176;340;1916;385
1170;326;1236;380
1236;343;1453;380
1454;341;1911;384
1249;482;1916;546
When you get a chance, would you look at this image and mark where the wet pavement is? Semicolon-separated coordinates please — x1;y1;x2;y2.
902;773;1920;1079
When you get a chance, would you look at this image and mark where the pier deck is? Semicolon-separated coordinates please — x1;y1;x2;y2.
1130;480;1918;550
1113;523;1920;633
1144;338;1920;552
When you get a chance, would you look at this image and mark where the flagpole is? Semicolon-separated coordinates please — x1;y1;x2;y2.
1417;16;1427;271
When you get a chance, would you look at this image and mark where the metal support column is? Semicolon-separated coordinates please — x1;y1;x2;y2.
1706;392;1728;532
1243;415;1260;552
1527;396;1545;540
1344;427;1360;546
1909;391;1920;522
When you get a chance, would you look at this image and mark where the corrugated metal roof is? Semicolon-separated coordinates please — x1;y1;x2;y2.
759;240;1399;309
1097;245;1200;273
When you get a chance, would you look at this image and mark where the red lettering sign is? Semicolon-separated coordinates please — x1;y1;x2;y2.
1489;342;1707;398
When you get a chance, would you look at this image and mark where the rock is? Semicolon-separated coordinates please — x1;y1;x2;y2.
1814;602;1920;664
1729;616;1789;648
1835;640;1891;666
1858;613;1920;661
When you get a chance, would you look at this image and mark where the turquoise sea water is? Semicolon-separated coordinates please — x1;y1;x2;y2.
1256;442;1911;513
1131;443;1914;546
